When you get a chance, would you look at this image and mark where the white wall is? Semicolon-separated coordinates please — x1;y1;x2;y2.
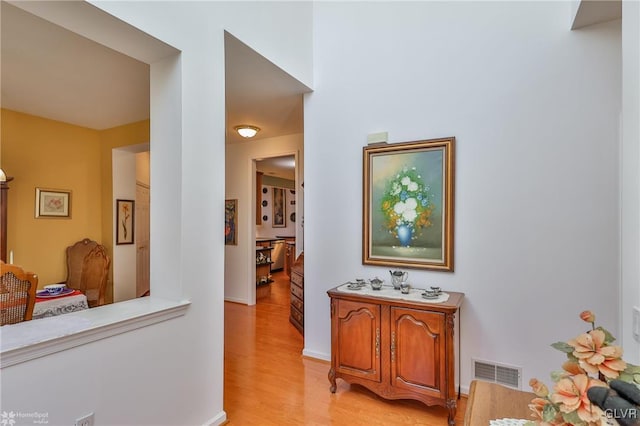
304;1;622;390
225;133;303;304
0;2;313;425
112;148;137;303
621;0;640;363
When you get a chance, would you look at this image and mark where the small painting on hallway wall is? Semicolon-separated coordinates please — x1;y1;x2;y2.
116;199;135;245
272;187;286;228
225;199;238;245
363;137;455;271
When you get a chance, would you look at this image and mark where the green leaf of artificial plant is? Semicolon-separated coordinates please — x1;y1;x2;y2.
542;403;558;423
551;342;574;354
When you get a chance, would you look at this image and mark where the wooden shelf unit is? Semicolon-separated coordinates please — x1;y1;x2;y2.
256;246;273;299
327;287;464;425
289;253;304;334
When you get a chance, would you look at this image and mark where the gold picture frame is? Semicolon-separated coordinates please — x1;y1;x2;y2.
363;137;455;271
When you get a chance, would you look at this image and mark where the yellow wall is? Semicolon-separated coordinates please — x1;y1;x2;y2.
0;109;149;291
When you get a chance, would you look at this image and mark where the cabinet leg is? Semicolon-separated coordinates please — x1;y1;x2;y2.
446;398;457;426
328;368;337;393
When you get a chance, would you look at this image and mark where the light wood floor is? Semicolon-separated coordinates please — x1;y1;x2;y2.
224;271;467;425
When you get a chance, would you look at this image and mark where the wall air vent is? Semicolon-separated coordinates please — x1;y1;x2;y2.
472;358;522;389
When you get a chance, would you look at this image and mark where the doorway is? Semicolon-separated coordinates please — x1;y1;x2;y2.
256;155;297;304
223;31;309;307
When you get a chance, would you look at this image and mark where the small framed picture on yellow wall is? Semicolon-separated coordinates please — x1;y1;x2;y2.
35;188;71;218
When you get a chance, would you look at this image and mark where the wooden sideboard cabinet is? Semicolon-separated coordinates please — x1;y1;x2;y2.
327;286;464;425
289;253;304;334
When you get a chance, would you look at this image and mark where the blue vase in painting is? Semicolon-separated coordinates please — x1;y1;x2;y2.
396;225;412;247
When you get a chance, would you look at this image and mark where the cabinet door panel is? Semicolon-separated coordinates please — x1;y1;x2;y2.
391;308;445;398
335;299;381;382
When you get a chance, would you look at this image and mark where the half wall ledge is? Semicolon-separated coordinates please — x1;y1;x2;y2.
0;297;191;368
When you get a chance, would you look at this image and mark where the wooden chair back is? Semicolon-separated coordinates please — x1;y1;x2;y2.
66;239;110;307
0;261;38;325
66;239;99;289
80;246;110;307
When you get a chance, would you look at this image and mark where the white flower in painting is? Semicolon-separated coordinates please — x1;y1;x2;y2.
391;182;401;196
405;198;418;210
393;201;406;214
401;176;411;186
407;181;418;191
402;209;417;222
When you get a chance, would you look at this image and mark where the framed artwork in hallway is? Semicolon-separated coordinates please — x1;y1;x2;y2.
225;199;238;245
363;137;455;271
272;187;285;228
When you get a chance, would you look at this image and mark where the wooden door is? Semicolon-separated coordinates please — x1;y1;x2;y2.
136;183;150;297
390;307;446;399
333;299;381;382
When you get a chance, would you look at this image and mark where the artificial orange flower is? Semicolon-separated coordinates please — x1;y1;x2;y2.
529;378;549;397
528;397;570;426
550;374;605;423
528;397;547;421
561;360;585;375
580;310;595;324
568;329;627;378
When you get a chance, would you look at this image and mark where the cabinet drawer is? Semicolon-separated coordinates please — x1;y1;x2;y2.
291;295;303;312
291;283;304;300
291;308;303;324
291;272;303;287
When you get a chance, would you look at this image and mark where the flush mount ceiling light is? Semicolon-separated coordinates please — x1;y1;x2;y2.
235;125;260;138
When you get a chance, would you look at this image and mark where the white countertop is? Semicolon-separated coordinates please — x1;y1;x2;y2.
336;282;450;304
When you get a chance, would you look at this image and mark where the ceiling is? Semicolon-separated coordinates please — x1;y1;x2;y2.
1;2;308;178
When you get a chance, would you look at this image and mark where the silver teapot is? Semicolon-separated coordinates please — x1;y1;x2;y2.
389;270;408;290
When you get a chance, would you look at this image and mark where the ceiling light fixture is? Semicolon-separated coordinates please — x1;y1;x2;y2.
235;125;260;138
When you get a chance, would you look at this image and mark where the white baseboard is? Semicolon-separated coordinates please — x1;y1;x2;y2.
302;348;330;361
203;410;227;426
224;296;247;304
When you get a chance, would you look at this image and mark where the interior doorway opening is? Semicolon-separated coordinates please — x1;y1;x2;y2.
255;155;297;304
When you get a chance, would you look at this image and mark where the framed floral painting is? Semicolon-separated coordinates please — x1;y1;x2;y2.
116;199;135;245
35;188;71;218
363;137;455;271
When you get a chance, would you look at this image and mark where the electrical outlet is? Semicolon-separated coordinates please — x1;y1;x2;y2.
633;307;640;343
75;413;94;426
